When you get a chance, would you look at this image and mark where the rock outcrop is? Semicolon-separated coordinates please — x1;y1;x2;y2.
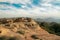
0;17;60;40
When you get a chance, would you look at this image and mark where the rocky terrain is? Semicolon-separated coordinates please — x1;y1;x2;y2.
0;17;60;40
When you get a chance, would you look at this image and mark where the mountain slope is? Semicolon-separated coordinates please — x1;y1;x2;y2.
0;17;60;40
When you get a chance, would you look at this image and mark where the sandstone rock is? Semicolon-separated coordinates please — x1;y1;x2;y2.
0;17;60;40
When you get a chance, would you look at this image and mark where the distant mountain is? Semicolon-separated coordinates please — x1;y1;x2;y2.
34;17;60;23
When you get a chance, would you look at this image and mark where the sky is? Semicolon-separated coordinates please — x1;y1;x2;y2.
0;0;60;18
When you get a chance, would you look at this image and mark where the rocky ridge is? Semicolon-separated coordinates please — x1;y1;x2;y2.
0;17;60;40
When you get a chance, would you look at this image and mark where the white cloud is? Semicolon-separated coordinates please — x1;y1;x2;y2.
0;0;31;4
0;0;60;18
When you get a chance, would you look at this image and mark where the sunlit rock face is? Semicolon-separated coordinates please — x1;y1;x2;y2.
0;0;60;18
0;17;60;40
0;18;60;40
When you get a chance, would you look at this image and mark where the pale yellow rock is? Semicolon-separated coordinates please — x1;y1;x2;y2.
0;18;60;40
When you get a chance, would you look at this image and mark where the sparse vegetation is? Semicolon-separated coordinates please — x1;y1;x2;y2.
5;23;10;26
0;36;19;40
37;21;60;36
0;36;7;40
31;35;39;39
17;30;25;35
8;37;18;40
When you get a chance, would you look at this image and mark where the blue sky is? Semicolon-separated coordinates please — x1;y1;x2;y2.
0;0;60;18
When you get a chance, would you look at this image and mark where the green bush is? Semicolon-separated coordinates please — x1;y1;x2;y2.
31;35;39;39
38;21;60;36
49;22;60;35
